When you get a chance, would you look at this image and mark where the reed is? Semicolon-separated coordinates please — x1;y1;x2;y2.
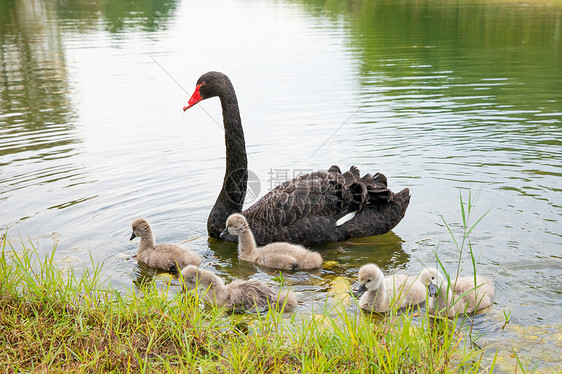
431;191;494;320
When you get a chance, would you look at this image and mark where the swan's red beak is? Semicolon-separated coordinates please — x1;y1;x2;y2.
183;84;203;111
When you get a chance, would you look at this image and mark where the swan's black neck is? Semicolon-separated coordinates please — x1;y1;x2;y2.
208;79;248;239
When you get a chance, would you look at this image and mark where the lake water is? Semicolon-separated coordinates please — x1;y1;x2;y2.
1;0;561;371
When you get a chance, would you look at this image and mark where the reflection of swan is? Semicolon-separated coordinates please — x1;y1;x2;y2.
333;231;410;271
354;264;426;313
223;213;323;271
130;218;200;273
181;265;297;313
183;71;410;245
419;268;495;317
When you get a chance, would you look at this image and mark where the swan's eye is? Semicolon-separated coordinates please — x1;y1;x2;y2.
200;82;206;87
431;276;435;280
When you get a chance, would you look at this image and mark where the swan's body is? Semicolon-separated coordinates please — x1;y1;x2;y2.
224;213;323;270
183;71;410;245
130;218;201;273
181;265;297;313
354;264;426;313
419;268;495;317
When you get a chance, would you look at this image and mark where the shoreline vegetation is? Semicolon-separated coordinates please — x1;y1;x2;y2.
0;195;503;373
0;240;492;373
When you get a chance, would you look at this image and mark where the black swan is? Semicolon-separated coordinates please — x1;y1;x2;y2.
183;71;410;245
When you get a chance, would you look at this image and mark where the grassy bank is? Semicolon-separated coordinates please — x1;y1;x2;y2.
0;236;494;373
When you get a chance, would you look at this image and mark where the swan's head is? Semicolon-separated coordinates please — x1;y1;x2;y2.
183;71;232;111
181;265;223;291
355;264;385;298
181;265;201;290
130;218;151;240
419;267;442;297
223;213;249;236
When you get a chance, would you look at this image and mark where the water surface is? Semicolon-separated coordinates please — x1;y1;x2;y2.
1;0;561;371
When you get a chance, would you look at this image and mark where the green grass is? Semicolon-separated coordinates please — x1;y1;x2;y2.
0;237;493;373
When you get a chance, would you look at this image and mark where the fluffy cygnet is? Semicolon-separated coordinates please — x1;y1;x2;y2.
222;213;322;271
419;267;495;317
355;263;426;313
181;265;297;313
130;218;200;273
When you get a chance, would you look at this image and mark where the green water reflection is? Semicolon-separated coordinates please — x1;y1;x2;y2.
0;0;177;161
298;0;562;114
53;0;179;33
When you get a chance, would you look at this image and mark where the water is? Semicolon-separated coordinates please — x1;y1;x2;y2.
1;0;561;370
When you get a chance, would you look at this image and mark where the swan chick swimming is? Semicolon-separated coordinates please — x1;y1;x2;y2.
223;213;323;271
181;265;297;313
130;218;201;273
419;267;495;317
354;263;426;313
